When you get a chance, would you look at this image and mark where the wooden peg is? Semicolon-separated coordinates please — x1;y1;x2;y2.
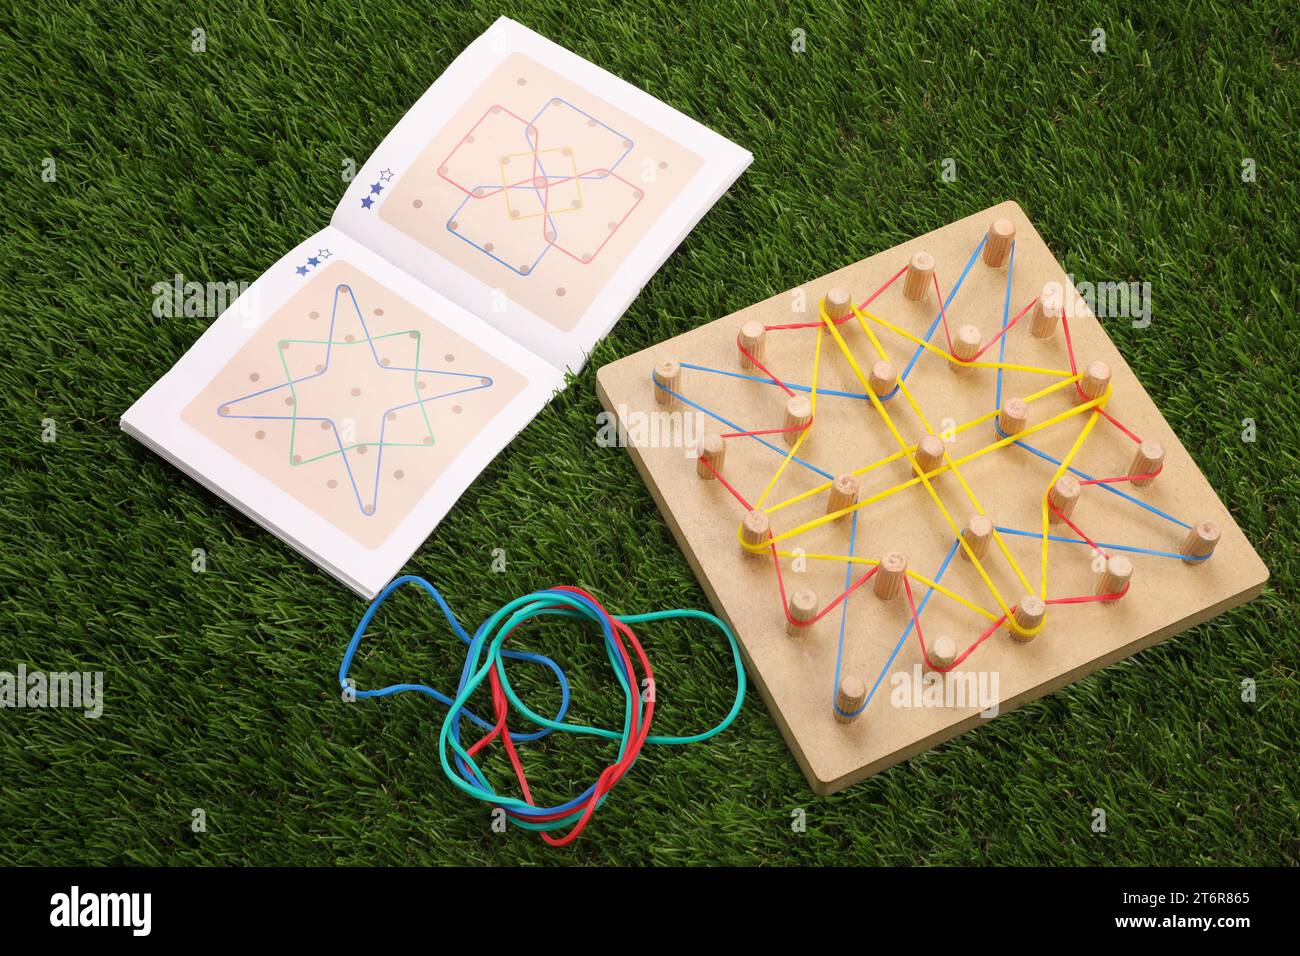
1097;554;1133;600
825;287;852;322
982;218;1015;268
741;510;770;552
903;251;935;301
926;636;958;672
873;551;907;600
1128;440;1165;488
1077;360;1111;403
695;431;725;480
1180;519;1221;564
961;514;994;561
914;433;946;477
949;324;981;372
834;675;866;724
1010;595;1045;642
786;587;818;636
999;397;1028;436
1047;475;1081;524
652;360;679;406
738;320;765;370
827;473;860;517
783;395;812;445
1030;283;1064;338
868;360;898;398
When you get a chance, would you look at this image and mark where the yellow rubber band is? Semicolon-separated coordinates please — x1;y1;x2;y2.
722;291;1113;643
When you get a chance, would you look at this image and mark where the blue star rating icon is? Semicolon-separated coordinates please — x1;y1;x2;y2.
294;249;334;278
359;172;395;211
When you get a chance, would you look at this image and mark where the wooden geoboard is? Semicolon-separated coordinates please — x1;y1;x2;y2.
596;201;1268;795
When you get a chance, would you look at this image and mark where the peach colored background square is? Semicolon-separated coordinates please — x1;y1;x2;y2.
380;52;704;331
182;261;526;549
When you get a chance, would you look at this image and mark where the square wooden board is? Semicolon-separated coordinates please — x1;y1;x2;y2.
596;201;1268;795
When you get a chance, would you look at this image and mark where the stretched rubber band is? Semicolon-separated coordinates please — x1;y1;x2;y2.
653;231;1208;725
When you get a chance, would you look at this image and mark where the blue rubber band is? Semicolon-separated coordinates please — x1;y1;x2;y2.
992;526;1208;561
861;537;962;713
653;380;834;480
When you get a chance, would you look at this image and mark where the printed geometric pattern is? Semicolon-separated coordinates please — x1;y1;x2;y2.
438;98;644;277
215;283;495;517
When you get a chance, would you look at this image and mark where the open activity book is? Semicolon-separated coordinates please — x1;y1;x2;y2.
122;18;751;598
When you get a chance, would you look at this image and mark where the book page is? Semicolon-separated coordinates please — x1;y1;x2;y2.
122;227;562;597
332;17;751;371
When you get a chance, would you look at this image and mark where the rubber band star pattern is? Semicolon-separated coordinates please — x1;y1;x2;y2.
656;227;1218;725
437;97;643;277
215;283;495;516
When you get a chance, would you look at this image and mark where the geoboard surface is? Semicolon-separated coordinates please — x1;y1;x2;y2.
597;201;1268;795
379;51;704;331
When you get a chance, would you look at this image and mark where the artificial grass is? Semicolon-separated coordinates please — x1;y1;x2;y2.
0;0;1296;865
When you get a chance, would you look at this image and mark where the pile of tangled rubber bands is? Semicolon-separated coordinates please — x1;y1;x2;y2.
338;576;746;847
